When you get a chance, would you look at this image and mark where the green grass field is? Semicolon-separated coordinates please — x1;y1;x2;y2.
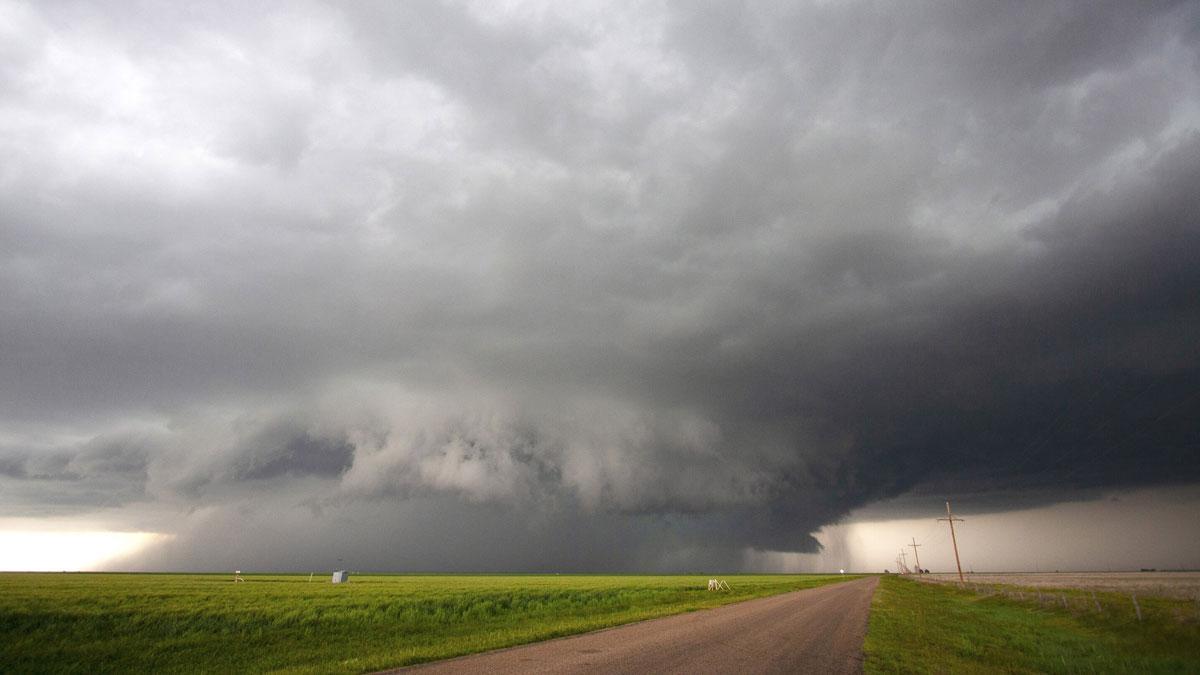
864;575;1200;674
0;572;858;674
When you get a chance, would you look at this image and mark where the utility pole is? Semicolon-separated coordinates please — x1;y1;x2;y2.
900;549;909;574
938;500;965;584
909;537;923;573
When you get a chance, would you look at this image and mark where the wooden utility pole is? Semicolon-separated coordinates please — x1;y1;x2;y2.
909;537;923;572
938;500;965;583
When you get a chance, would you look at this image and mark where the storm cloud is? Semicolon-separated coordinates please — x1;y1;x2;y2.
1;0;1198;571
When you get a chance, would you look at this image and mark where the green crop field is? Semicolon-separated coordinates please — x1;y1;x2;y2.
0;572;859;674
864;575;1200;674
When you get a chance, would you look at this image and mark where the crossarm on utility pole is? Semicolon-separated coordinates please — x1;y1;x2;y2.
908;537;922;572
937;500;965;584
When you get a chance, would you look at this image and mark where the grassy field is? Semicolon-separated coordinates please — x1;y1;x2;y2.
920;572;1200;600
865;575;1200;673
0;572;858;674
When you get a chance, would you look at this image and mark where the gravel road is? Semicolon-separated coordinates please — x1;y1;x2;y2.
388;576;879;674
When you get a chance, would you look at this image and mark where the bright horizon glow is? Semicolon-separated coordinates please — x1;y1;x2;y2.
0;531;167;571
745;486;1200;574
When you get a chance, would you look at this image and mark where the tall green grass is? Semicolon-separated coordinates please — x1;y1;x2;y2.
864;575;1200;674
0;572;857;673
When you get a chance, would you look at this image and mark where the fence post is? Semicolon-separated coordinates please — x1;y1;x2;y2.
1131;593;1142;622
1091;590;1101;613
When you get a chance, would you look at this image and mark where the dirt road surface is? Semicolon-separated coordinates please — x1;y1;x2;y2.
389;576;879;675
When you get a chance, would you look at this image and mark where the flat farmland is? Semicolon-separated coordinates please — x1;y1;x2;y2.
0;573;859;674
867;575;1200;673
918;572;1200;599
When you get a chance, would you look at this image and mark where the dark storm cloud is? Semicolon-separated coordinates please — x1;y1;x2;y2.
1;0;1198;570
780;134;1200;502
0;433;152;514
0;436;148;485
228;423;355;481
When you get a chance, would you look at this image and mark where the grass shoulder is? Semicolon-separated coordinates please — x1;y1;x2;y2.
864;575;1200;674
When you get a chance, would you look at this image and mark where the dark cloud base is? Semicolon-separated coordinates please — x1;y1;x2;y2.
1;0;1197;571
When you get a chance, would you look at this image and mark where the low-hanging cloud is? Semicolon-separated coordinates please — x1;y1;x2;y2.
1;0;1198;571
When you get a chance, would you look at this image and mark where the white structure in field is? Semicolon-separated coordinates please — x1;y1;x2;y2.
234;570;245;583
707;578;730;591
332;570;349;584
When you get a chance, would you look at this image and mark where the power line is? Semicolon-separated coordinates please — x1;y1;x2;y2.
913;520;941;546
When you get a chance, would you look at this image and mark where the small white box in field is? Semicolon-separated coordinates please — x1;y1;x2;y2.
331;570;349;584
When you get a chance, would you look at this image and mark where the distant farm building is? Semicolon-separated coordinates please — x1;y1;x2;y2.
332;570;349;583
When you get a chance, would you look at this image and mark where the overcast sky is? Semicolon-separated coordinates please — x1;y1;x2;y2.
2;0;1198;572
